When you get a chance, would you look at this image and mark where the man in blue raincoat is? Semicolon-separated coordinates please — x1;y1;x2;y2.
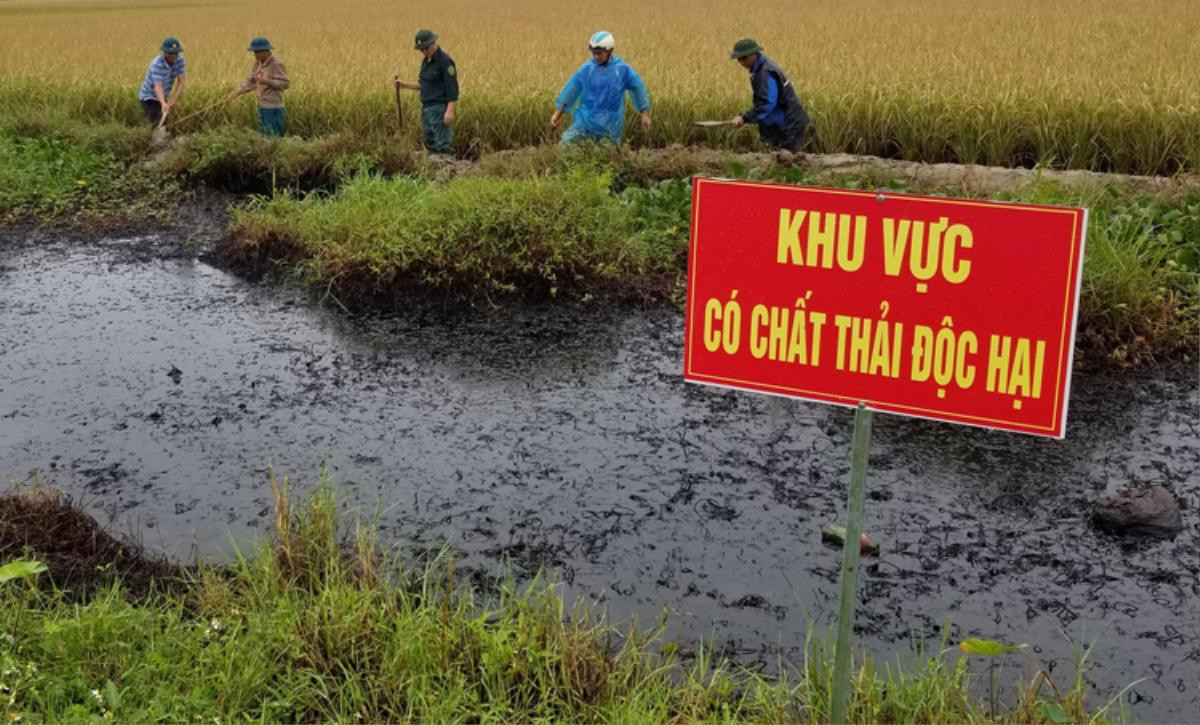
550;31;651;145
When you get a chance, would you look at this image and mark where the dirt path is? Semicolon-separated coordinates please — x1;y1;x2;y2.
805;152;1196;194
455;145;1199;196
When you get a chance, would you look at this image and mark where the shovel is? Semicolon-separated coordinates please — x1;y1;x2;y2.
151;106;171;145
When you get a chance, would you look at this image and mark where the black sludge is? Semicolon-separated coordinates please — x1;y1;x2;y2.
1;237;1196;722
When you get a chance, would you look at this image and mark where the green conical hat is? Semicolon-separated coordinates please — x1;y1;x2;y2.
414;29;438;49
730;38;763;59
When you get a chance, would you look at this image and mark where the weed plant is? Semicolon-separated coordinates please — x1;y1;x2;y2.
2;116;1192;362
230;160;1198;361
230;167;662;299
0;130;176;226
0;478;1114;723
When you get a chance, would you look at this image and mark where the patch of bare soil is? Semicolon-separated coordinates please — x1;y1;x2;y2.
805;152;1194;194
0;487;185;600
471;145;1197;196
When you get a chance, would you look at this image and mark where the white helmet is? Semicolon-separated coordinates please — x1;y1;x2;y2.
588;31;615;51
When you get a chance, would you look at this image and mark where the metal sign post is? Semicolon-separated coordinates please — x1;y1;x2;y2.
830;402;873;724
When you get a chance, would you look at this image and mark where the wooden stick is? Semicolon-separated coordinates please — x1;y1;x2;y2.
253;60;267;103
394;77;404;131
169;98;228;127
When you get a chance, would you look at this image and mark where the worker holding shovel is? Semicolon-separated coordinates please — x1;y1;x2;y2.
394;29;458;156
225;37;290;136
728;38;810;156
138;37;187;128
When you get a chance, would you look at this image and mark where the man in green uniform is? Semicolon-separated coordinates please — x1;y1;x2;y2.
393;29;458;155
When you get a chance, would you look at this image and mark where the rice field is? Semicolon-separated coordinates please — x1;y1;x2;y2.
0;0;1197;173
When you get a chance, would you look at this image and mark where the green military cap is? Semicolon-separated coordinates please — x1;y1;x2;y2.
414;29;438;50
730;38;763;59
248;36;274;52
161;37;183;54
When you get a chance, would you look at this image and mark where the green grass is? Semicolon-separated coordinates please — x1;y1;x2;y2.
153;126;426;192
229;166;677;300
749;164;1200;363
2;116;1192;363
0;479;1115;724
0;123;176;227
1015;182;1200;364
228;157;1198;362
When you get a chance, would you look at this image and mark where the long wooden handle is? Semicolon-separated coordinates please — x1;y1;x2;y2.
169;98;228;127
253;61;267;102
394;79;403;131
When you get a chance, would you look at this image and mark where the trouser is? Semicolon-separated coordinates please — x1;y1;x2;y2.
259;107;285;137
758;120;808;152
560;123;618;146
421;103;454;155
140;99;163;125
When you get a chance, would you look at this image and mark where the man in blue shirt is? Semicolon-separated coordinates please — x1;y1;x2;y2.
729;38;810;153
138;37;187;126
550;31;651;145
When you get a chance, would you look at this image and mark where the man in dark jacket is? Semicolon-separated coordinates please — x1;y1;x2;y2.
394;29;458;155
729;38;810;153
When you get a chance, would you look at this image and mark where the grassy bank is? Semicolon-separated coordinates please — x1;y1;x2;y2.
1;120;1194;364
226;167;681;300
0;481;1112;724
227;157;1199;364
0;125;176;228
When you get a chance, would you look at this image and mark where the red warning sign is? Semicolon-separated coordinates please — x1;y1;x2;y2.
683;177;1087;438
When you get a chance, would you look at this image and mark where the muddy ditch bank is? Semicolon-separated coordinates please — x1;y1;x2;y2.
467;147;1200;195
1;235;1197;722
130;138;1200;198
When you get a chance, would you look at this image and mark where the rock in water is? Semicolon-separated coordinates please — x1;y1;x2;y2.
1092;485;1183;538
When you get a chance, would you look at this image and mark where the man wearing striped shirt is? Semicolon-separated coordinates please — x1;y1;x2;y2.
138;37;187;126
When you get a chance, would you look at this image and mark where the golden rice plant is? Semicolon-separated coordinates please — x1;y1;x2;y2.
0;0;1196;173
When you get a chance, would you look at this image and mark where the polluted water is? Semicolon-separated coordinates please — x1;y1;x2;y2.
0;236;1196;722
